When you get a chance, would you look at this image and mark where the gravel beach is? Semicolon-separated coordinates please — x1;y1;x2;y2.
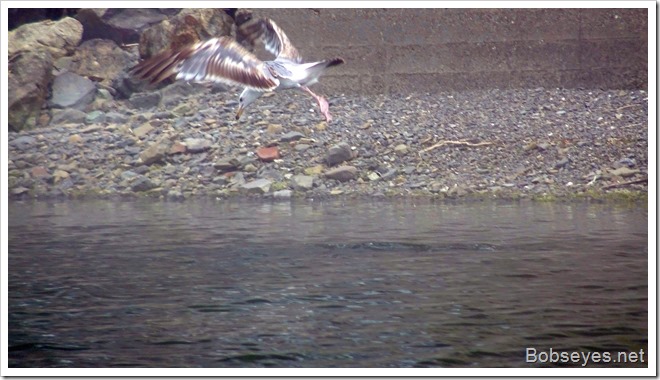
7;86;648;201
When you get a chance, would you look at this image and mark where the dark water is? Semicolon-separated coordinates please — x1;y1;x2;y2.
8;199;648;368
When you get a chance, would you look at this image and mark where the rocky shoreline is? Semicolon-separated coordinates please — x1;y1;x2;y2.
7;10;649;203
8;85;648;203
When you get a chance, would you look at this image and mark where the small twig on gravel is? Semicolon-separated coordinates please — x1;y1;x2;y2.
419;140;494;154
601;178;648;190
616;104;642;112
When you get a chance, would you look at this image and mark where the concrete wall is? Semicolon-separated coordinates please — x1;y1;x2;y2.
247;8;648;94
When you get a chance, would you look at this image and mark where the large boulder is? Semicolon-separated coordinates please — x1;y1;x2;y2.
69;39;133;86
75;8;179;45
8;17;83;60
8;50;53;131
138;9;234;58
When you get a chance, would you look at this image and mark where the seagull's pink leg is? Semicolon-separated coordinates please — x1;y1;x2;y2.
301;86;332;122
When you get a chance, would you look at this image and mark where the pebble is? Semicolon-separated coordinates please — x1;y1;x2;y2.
280;131;305;142
272;189;293;199
325;165;358;182
294;144;310;152
68;134;83;144
131;176;158;192
256;146;281;161
325;142;353;166
52;108;86;125
291;174;314;190
11;136;37;150
394;144;409;156
266;124;284;134
133;123;154;138
129;92;161;109
85;110;106;124
140;137;171;165
31;166;50;178
241;178;272;194
214;157;240;172
184;138;212;153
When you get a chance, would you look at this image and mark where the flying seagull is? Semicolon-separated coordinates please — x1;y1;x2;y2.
130;17;345;122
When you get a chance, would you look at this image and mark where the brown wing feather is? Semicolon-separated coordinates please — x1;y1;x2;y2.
236;18;302;63
130;37;279;91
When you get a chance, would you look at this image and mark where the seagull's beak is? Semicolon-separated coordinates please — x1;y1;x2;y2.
235;106;244;120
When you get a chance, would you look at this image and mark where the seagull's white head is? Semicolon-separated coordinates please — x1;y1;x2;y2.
236;88;263;120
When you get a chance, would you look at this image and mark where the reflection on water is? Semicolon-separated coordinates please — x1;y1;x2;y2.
8;199;648;368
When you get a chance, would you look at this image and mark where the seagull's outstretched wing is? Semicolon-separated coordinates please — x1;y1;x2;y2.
130;37;279;91
236;17;303;63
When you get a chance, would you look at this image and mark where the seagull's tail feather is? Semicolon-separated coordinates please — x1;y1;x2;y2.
324;57;345;68
300;57;345;85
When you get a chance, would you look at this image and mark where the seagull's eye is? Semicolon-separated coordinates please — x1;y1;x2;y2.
239;97;243;102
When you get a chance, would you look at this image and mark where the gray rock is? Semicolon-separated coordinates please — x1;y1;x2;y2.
120;170;139;180
214;157;240;172
408;181;426;189
241;178;272;194
131;176;158;192
294;143;310;151
230;172;247;187
394;143;409;156
325;142;353;166
272;189;293;199
184;138;212;153
553;157;570;169
160;81;202;106
129;92;161;109
325;165;358;182
280;131;305;142
51;108;87;125
50;72;97;110
367;172;381;181
380;168;398;180
105;111;129;123
537;142;551;151
10;136;37;151
85;110;106;124
140;137;172;165
166;189;184;200
134;165;150;174
9;17;83;59
97;88;114;100
291;174;314;190
8;49;53;131
11;187;30;196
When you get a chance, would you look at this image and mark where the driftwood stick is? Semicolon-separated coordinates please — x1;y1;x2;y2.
601;178;648;190
419;140;494;154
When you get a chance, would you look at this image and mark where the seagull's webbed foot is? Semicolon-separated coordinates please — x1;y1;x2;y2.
302;86;333;123
316;95;332;123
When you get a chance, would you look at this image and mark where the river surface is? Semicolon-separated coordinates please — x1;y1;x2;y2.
8;199;648;368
